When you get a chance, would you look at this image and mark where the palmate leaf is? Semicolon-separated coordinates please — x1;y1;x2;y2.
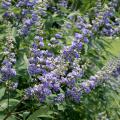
27;105;54;120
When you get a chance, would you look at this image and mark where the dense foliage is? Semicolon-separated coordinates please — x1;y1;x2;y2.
0;0;120;120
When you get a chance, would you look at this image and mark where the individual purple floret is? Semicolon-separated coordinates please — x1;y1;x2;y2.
2;1;11;9
58;0;68;8
55;34;62;39
10;82;18;90
54;93;65;103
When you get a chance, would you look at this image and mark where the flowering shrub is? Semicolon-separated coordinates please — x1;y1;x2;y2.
0;0;120;120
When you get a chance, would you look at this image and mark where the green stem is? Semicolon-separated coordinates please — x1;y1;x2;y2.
7;81;10;113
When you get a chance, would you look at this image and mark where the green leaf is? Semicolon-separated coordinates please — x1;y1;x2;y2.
37;115;54;118
12;7;21;14
23;111;30;120
0;99;19;111
23;54;29;68
12;27;17;38
0;99;7;111
0;87;6;100
57;104;65;111
7;115;17;120
0;113;5;120
27;106;54;120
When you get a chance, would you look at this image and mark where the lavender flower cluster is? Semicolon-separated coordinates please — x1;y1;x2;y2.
0;29;16;83
27;47;120;103
2;0;40;36
0;56;16;83
27;34;83;102
62;16;92;62
93;0;120;36
1;0;120;104
61;0;120;62
81;58;120;94
46;0;68;15
25;0;120;103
